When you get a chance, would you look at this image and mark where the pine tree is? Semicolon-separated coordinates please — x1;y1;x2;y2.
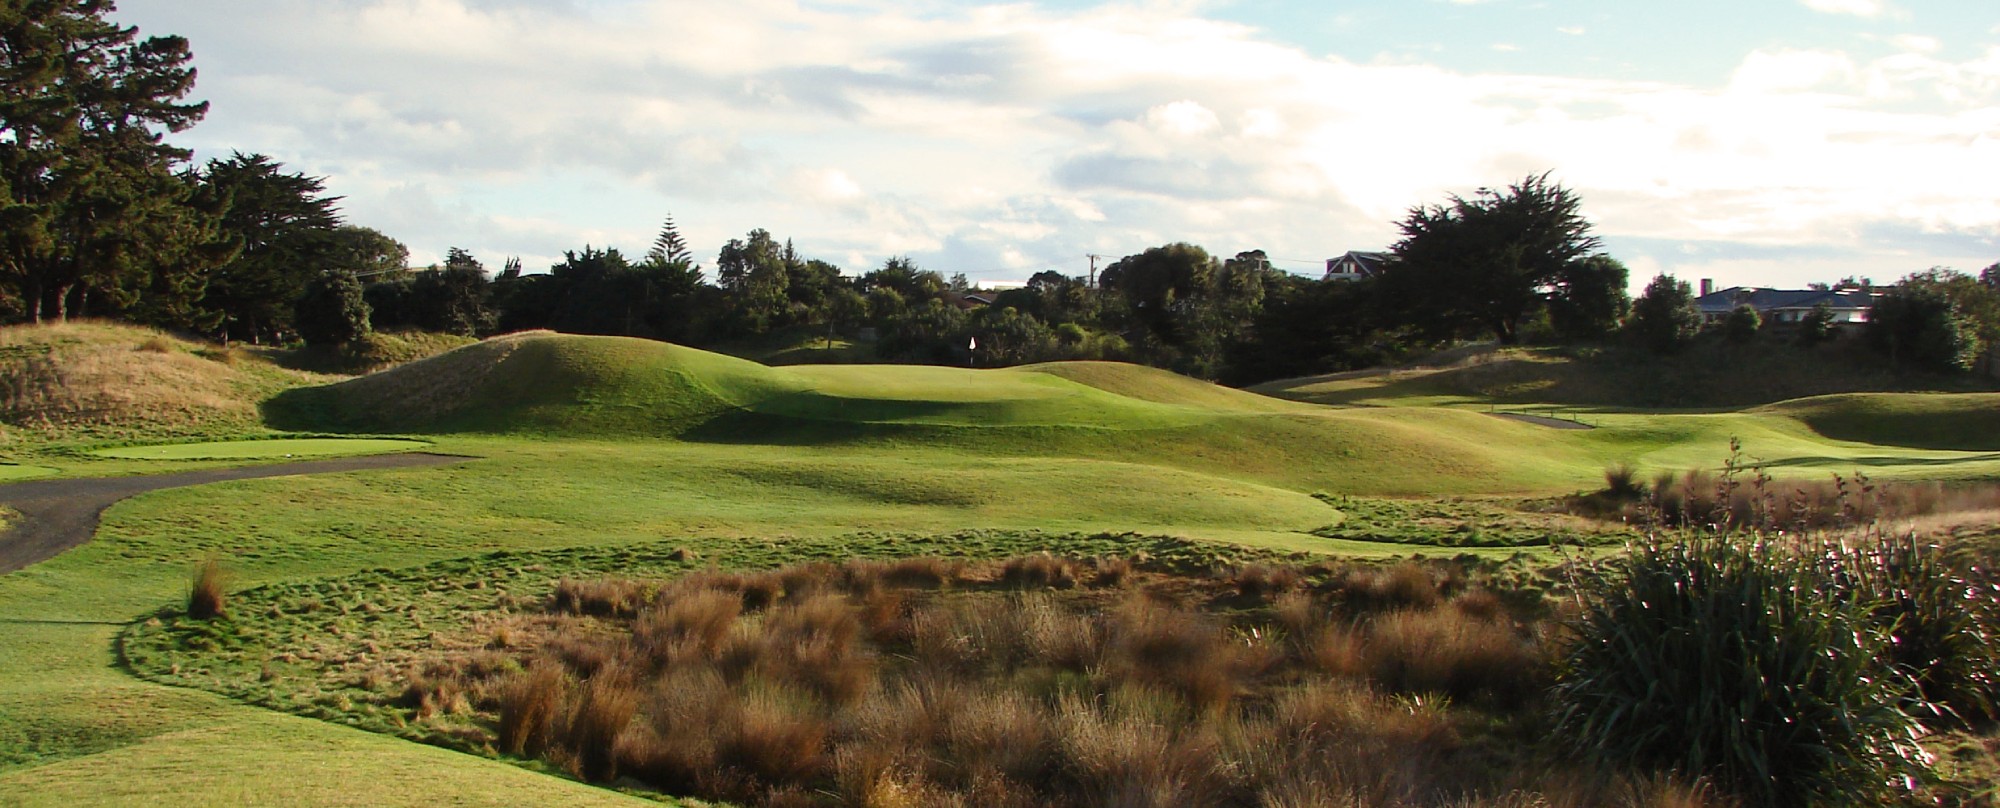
0;0;211;323
646;214;693;267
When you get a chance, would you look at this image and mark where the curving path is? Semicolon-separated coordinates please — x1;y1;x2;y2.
0;453;472;574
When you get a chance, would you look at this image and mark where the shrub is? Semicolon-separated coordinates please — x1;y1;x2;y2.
1834;531;1999;722
1722;304;1761;344
137;335;176;354
1552;533;1929;807
187;558;229;620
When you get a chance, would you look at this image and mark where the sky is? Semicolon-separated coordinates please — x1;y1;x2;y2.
113;0;2000;291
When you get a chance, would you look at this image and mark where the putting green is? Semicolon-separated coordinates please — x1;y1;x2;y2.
89;438;431;461
0;464;59;481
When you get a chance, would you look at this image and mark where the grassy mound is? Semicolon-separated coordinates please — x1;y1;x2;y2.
268;332;788;436
271;333;1614;494
1255;340;2000;410
1018;360;1315;413
273;334;1250;435
1755;393;2000;451
0;322;326;446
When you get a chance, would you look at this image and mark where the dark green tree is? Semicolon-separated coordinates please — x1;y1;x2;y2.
194;153;345;343
1627;274;1702;354
329;225;407;278
406;247;494;336
861;257;944;307
1723;304;1761;344
0;0;211;323
715;229;790;333
1797;302;1836;347
1547;255;1631;341
646;214;693;267
294;271;370;347
1384;173;1603;344
1867;270;1985;372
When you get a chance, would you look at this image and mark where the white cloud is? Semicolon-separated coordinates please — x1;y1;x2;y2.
1556;26;1586;36
1491;43;1521;52
1800;0;1888;17
112;0;2000;289
1145;100;1222;136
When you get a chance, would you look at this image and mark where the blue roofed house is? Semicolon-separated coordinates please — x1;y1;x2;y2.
1692;280;1880;330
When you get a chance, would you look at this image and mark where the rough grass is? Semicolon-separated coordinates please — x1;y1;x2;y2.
1312;495;1634;548
133;547;1615;807
0;321;328;449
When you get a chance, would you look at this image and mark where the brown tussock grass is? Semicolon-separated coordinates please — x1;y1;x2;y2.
187;558;230;620
497;664;567;756
419;554;1739;806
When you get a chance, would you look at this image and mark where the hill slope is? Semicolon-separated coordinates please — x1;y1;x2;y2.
1754;392;2000;451
0;322;328;447
272;332;1620;493
1254;341;2000;410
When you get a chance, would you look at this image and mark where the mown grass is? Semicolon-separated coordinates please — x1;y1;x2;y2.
89;438;433;461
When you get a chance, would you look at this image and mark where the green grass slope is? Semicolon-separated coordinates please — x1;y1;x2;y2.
272;334;1617;493
274;333;1254;434
1254;340;2000;410
268;331;791;436
1755;393;2000;451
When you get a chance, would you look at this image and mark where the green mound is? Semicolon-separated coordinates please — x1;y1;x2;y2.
1254;342;2000;410
90;438;432;461
273;333;1242;436
267;333;1636;493
1018;361;1315;412
1755;393;2000;451
267;333;788;436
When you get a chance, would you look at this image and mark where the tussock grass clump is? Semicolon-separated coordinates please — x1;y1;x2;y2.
1577;462;2000;532
497;664;567;756
187;558;230;620
434;554;1641;807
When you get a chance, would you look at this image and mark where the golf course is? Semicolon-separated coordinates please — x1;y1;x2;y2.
1;322;1996;805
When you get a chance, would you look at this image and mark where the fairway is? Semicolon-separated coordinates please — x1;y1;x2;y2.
89;438;432;461
0;465;57;481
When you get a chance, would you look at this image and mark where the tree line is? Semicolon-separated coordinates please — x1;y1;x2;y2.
6;2;1996;384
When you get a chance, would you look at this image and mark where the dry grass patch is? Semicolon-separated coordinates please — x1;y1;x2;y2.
391;554;1724;807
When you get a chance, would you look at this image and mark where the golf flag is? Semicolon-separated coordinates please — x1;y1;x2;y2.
968;336;978;350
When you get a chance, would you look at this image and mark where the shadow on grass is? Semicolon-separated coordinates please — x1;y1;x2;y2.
1759;453;2000;469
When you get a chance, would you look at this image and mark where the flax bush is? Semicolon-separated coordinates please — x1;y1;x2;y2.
1552;533;1930;807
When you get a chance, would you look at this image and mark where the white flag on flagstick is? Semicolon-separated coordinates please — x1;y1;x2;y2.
968;337;977;350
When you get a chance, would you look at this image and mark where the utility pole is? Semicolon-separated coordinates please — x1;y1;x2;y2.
1086;254;1109;287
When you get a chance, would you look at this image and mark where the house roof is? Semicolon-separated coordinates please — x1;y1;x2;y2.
1325;251;1390;279
1694;287;1878;315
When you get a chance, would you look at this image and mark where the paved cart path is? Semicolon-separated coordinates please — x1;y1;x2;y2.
0;453;472;574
